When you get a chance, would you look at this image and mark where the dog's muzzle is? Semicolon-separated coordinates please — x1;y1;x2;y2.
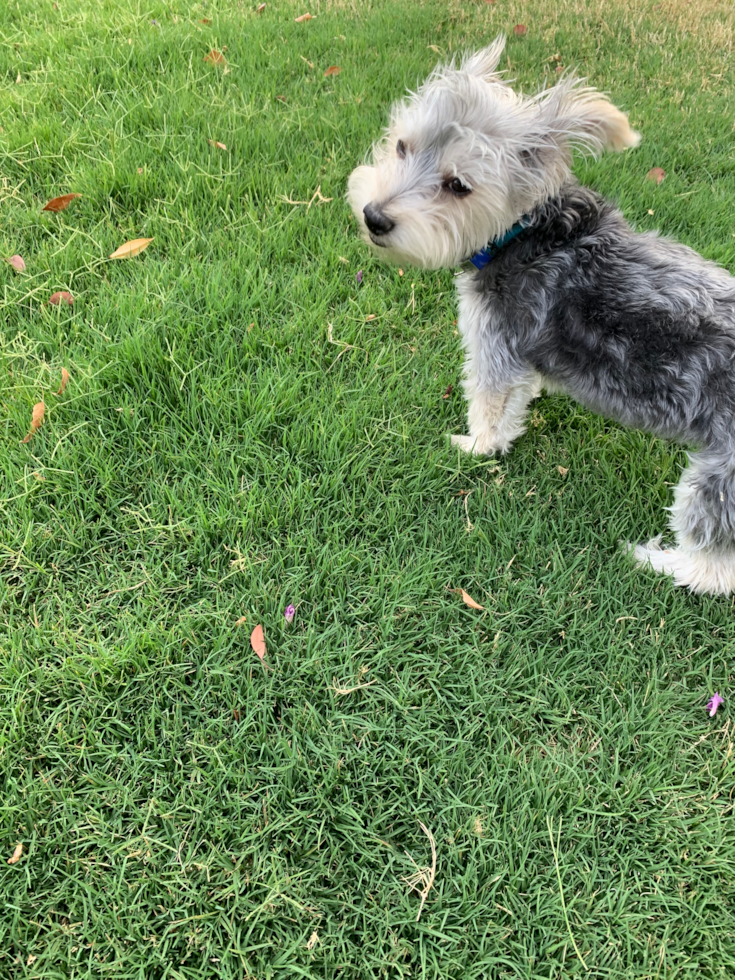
363;203;394;243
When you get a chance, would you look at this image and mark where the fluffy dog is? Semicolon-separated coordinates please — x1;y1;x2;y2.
347;36;735;595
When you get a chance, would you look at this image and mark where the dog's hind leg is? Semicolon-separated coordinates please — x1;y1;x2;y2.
632;449;735;595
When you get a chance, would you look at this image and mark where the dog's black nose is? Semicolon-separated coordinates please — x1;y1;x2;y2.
363;203;394;236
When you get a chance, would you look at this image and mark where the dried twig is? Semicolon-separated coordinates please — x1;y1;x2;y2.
402;821;437;921
278;185;333;210
331;677;376;696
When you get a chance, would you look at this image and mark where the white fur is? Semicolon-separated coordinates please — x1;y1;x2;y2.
347;36;638;270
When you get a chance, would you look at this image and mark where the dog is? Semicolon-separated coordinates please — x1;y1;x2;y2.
347;36;735;596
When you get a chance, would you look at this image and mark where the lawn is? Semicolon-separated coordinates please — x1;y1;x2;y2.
1;0;735;976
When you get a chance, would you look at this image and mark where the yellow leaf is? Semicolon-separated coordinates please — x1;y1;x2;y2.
22;402;45;443
460;589;484;610
109;238;154;260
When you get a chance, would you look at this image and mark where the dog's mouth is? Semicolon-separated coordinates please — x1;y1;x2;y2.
368;232;388;248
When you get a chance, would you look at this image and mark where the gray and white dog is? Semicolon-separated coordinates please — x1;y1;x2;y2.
347;36;735;595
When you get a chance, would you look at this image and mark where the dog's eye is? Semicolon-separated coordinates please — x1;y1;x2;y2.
446;177;471;197
396;139;406;159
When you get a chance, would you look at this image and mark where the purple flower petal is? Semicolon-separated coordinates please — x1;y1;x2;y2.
284;604;295;624
355;270;363;286
706;692;724;717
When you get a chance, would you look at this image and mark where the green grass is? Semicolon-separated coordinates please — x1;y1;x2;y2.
1;0;735;976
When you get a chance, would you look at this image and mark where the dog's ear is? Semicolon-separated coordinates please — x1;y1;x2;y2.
531;78;641;155
461;36;507;82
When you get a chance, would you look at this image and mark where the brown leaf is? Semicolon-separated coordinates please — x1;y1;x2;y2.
56;368;70;395
109;237;154;259
647;167;666;184
4;254;26;272
442;384;453;400
276;95;287;103
233;708;241;721
7;843;23;865
513;24;527;35
460;589;484;610
250;624;266;660
42;193;82;213
49;291;73;306
201;17;212;23
22;402;44;443
256;3;266;10
208;139;227;150
235;615;247;627
204;49;226;65
324;65;341;77
558;465;569;477
294;12;313;21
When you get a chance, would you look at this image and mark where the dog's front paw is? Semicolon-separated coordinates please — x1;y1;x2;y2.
449;433;499;456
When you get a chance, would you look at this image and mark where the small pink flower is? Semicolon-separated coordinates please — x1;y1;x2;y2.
355;270;363;286
284;604;295;624
706;692;724;717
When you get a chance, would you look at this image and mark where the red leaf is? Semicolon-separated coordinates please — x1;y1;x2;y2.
250;624;266;660
49;291;73;306
42;193;81;213
513;24;527;35
4;254;25;272
647;167;666;184
324;65;341;77
204;49;226;65
56;368;70;395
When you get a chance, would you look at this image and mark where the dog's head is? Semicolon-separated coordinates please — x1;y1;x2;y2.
347;36;639;269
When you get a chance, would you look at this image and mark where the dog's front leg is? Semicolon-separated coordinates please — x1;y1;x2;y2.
450;288;540;455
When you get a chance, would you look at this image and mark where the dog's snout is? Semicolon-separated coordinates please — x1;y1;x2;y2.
363;203;394;236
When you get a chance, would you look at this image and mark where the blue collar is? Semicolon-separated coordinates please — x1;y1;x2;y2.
468;218;530;270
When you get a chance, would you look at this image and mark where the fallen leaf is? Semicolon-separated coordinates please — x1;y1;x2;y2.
56;367;70;395
233;708;241;721
49;291;73;306
276;95;287;102
460;589;484;610
294;12;313;21
42;193;81;213
4;254;26;272
33;471;45;481
204;49;226;65
398;268;404;276
201;17;212;23
558;465;569;476
209;139;227;150
7;843;22;865
648;209;655;215
235;615;247;626
15;71;21;84
366;314;376;321
513;24;527;35
109;237;154;259
442;384;453;399
647;167;666;184
324;65;341;77
256;2;266;10
137;167;144;174
22;402;44;443
250;624;266;660
306;931;319;950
